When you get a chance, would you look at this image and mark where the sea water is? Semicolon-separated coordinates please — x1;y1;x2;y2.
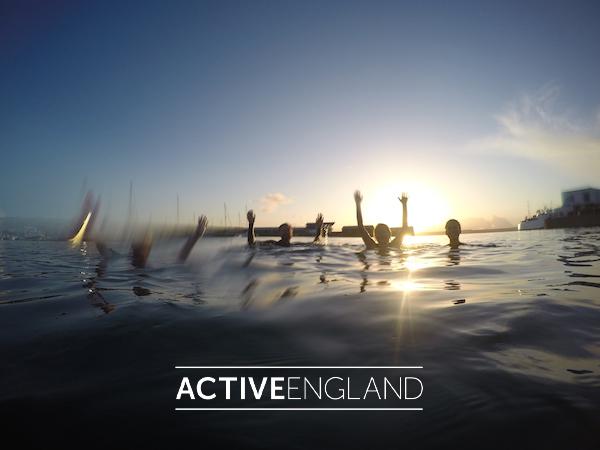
0;229;598;448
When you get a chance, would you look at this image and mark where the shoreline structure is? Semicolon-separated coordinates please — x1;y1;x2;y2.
207;226;518;238
0;216;517;241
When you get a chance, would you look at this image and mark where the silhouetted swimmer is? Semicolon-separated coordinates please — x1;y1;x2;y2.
247;210;292;247
445;219;464;249
354;190;403;250
246;210;326;247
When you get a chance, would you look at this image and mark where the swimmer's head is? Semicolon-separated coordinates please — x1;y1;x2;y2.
374;223;391;245
278;223;293;243
445;219;462;242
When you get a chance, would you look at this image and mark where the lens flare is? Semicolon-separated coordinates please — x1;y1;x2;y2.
70;212;92;245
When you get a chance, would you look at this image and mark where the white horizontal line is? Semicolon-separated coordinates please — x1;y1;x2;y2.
174;366;423;369
175;408;423;411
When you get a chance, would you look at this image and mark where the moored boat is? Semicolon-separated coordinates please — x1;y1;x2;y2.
519;188;600;231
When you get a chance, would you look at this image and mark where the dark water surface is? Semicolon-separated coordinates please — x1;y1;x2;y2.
1;229;599;449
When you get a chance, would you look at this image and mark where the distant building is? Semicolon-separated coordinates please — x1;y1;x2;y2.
254;227;282;236
341;225;374;237
561;188;600;214
305;222;335;232
391;226;414;236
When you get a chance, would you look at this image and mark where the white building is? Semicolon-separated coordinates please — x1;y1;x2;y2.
561;188;600;214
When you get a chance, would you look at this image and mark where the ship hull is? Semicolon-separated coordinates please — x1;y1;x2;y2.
545;212;600;229
518;216;547;230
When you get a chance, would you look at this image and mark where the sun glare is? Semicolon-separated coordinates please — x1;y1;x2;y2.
368;183;450;232
392;280;422;292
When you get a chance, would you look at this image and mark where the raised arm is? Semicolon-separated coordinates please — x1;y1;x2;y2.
177;215;208;262
399;193;408;229
313;213;325;243
247;210;256;246
391;193;408;247
131;232;153;268
354;190;377;249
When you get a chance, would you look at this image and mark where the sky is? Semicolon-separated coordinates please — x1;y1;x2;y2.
1;0;600;231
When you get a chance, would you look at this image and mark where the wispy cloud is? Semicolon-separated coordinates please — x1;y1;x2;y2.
260;192;292;213
471;84;600;177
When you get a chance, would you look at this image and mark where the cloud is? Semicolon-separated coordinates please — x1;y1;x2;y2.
471;84;600;177
260;193;292;213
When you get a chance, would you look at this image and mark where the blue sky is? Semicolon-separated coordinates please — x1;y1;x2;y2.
2;0;600;230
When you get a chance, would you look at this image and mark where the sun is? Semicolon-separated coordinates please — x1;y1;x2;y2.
367;183;450;232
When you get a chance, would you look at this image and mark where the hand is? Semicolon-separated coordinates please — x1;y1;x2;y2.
354;190;363;205
247;210;256;224
196;215;208;235
398;192;408;204
315;213;324;229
